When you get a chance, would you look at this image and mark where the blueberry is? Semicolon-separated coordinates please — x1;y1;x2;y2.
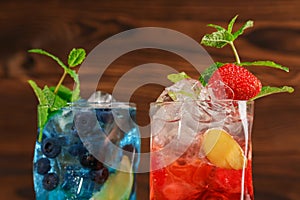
79;153;103;170
42;138;62;158
35;158;51;175
74;111;97;132
90;167;109;184
96;109;114;124
68;143;87;157
42;172;59;191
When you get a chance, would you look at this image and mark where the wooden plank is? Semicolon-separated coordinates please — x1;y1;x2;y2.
0;0;299;199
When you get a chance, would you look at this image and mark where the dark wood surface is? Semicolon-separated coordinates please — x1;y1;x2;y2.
1;1;300;199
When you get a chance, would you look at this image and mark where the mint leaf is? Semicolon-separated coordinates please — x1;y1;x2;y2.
37;105;48;142
251;86;294;100
167;72;191;83
68;48;86;67
207;24;226;31
28;80;48;105
28;49;68;71
29;48;84;102
233;20;253;39
239;61;289;72
199;62;224;86
43;86;67;111
201;15;253;63
228;15;238;33
65;68;80;101
49;85;73;102
201;30;233;48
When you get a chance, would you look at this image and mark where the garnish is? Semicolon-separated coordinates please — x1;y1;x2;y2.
200;15;294;100
202;128;246;170
167;72;191;83
28;48;86;142
208;63;262;100
201;15;253;64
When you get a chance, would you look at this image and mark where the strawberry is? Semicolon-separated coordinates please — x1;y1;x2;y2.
208;63;262;100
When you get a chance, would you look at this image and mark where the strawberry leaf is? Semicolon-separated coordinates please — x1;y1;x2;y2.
251;86;294;100
239;61;289;72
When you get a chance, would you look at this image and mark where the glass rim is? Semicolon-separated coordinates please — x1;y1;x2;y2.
150;99;254;106
38;101;137;109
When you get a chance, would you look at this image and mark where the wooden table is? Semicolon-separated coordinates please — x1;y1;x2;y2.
0;1;299;199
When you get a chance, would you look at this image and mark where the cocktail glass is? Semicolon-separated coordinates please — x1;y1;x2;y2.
150;100;254;200
33;102;140;200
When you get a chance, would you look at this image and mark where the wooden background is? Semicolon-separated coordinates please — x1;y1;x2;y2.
0;0;299;199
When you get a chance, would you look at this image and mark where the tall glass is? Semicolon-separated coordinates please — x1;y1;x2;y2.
33;102;140;200
150;100;254;200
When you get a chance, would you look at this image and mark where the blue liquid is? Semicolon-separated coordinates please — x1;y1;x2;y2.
33;104;140;200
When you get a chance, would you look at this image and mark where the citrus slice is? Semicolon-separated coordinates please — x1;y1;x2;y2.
202;128;246;170
90;155;133;200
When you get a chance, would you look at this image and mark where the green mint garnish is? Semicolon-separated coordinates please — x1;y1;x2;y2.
28;48;86;142
28;80;48;105
199;62;223;86
167;72;191;83
251;86;294;100
49;85;73;102
200;15;294;99
238;61;289;72
68;48;86;67
201;15;253;64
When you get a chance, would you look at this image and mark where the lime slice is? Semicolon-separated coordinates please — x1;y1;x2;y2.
202;128;246;170
90;155;133;200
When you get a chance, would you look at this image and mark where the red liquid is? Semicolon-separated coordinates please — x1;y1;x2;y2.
150;150;253;200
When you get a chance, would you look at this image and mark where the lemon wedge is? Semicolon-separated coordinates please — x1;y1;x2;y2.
90;155;133;200
202;128;246;170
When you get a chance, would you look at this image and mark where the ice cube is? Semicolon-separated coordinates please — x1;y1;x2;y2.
199;80;234;101
157;79;203;102
88;91;116;103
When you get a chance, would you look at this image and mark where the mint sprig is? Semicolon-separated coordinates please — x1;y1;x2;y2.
238;61;289;72
28;48;86;142
200;15;294;100
201;15;253;64
251;86;294;100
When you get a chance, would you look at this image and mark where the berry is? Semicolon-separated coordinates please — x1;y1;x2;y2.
68;143;87;157
90;167;109;184
35;158;51;175
42;138;62;158
208;63;262;100
42;172;59;191
79;153;103;170
74;111;97;132
96;109;114;124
